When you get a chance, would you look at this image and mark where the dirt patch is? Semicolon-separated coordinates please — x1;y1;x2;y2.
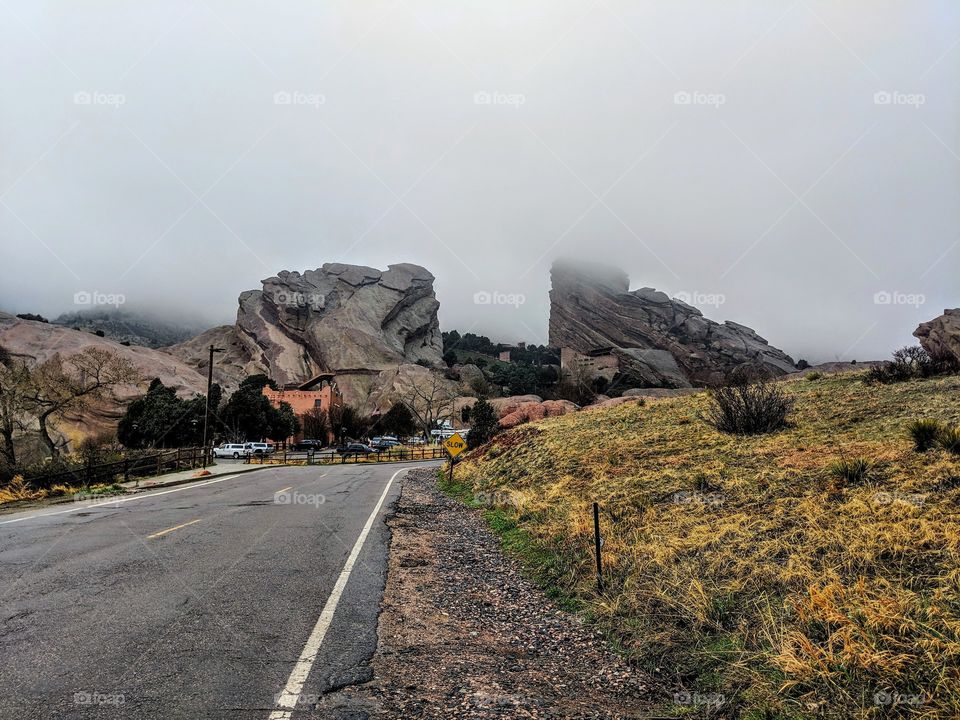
319;468;654;719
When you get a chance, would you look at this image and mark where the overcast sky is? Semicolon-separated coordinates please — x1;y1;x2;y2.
1;1;958;363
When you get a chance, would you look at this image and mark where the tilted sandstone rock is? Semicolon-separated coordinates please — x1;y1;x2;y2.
549;260;796;387
169;262;444;409
914;309;960;365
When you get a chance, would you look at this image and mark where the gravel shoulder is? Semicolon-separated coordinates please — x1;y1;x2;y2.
320;468;654;719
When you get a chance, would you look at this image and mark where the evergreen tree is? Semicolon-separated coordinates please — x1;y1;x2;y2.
467;396;497;449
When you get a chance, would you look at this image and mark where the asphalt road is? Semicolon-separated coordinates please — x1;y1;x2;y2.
0;461;441;719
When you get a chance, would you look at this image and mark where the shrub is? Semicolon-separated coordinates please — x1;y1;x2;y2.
866;346;959;384
805;371;823;381
827;457;871;485
701;379;794;435
936;425;960;454
909;419;944;452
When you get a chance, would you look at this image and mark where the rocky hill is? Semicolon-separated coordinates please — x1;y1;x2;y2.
168;262;447;409
549;259;796;387
0;312;207;449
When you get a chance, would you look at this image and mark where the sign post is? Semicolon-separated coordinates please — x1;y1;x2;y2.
443;432;467;484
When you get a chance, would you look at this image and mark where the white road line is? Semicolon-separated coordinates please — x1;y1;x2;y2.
268;466;410;719
0;474;245;526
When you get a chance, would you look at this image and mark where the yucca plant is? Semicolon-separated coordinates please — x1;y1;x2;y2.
909;418;944;452
936;424;960;454
827;457;872;486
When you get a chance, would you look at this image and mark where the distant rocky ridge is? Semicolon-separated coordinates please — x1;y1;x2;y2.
168;263;446;410
549;260;796;387
52;308;203;349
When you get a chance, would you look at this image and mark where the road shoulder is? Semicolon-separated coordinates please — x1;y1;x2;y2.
320;467;652;719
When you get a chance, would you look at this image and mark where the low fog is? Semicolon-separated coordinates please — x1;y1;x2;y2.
1;1;958;363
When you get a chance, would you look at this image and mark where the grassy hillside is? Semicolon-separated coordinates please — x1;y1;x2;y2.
451;371;960;718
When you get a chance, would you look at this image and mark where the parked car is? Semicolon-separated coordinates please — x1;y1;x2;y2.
336;443;375;457
244;442;273;456
293;439;324;451
370;436;401;451
213;443;248;459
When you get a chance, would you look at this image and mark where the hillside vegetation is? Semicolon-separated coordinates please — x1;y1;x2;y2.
452;371;960;718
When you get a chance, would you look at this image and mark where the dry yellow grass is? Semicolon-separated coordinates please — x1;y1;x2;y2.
454;371;960;718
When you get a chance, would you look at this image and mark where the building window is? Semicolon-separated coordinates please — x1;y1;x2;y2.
314;399;323;408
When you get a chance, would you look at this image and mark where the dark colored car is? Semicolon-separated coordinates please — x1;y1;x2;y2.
293;439;324;451
336;443;375;457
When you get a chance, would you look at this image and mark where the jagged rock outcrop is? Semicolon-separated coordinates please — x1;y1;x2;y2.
168;263;444;409
915;309;960;365
549;260;796;387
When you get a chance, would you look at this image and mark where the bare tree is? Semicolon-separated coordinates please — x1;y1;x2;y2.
0;357;34;467
301;406;330;443
27;348;141;458
400;373;457;439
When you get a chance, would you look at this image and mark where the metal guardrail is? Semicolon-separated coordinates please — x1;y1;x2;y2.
243;446;449;466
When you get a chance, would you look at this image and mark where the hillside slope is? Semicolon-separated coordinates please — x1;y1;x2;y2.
454;371;960;718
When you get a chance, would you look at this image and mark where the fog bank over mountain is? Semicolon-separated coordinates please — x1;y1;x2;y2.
1;1;958;364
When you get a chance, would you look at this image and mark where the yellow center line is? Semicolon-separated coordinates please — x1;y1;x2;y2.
276;486;293;494
147;518;202;539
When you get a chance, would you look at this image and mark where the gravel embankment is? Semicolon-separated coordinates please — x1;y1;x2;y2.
319;468;654;719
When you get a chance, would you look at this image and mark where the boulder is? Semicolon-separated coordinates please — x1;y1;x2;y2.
549;259;796;387
489;395;543;418
914;309;960;365
456;363;486;394
499;399;577;429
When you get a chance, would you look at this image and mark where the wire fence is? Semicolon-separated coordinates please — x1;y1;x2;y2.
244;446;449;465
24;447;209;489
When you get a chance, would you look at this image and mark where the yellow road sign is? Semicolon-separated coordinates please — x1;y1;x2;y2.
443;432;467;458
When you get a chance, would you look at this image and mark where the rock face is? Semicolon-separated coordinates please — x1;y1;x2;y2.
915;309;960;365
168;263;444;409
549;260;796;387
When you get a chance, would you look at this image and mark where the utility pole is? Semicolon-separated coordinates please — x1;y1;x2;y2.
201;345;225;467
